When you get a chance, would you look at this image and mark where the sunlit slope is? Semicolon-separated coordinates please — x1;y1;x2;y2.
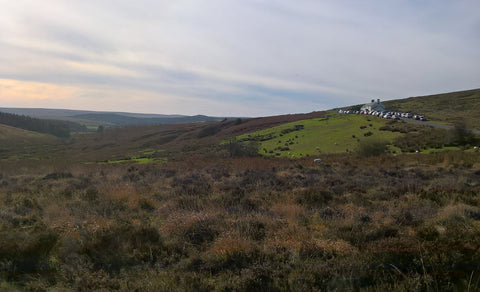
237;112;403;157
0;124;57;142
0;124;60;159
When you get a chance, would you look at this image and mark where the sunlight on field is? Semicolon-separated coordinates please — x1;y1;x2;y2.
238;112;402;157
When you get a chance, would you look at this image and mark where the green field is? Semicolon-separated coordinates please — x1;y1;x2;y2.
238;112;403;157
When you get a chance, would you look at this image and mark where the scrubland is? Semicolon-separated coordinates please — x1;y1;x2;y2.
383;89;480;130
1;149;480;291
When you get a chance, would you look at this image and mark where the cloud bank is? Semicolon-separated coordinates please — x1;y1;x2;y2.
1;0;479;116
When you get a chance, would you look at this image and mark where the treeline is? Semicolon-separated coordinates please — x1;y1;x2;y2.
0;111;87;138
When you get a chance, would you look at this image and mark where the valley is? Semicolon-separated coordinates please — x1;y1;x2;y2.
0;89;479;291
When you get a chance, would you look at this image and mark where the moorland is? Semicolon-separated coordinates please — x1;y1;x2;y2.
0;89;480;291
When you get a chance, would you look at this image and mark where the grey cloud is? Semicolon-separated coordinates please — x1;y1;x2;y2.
0;0;479;115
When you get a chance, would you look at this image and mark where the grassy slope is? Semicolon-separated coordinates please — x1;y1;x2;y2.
0;124;58;144
383;88;480;129
238;112;403;157
234;89;480;157
1;89;477;163
0;124;60;159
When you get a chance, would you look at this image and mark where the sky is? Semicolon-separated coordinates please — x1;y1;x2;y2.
0;0;479;117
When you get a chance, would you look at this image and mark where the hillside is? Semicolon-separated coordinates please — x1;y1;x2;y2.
0;124;55;141
232;89;480;157
0;89;478;163
0;111;87;137
0;124;59;159
383;88;480;129
1;90;480;291
237;113;404;157
1;130;480;291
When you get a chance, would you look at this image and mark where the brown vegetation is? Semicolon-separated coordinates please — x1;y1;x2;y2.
1;150;480;290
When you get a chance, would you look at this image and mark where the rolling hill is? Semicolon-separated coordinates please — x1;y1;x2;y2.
0;124;59;159
233;88;480;157
382;88;480;129
0;107;235;127
0;88;478;163
72;113;226;126
236;112;405;157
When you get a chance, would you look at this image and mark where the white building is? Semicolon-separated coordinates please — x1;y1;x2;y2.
361;99;386;113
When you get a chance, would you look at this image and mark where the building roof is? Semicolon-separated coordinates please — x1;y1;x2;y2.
361;100;386;112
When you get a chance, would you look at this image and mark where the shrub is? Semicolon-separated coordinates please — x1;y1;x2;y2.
234;219;266;241
356;139;388;157
394;128;448;152
226;138;260;157
172;174;212;196
449;119;477;147
295;188;333;208
80;223;164;271
42;172;73;180
183;219;220;246
0;225;58;274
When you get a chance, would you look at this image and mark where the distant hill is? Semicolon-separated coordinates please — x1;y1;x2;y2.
72;113;226;126
0;108;234;127
0;108;185;118
382;88;480;129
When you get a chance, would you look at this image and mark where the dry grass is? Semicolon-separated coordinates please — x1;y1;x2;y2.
1;150;480;290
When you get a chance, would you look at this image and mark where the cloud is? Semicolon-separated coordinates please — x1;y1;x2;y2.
0;79;77;104
0;0;479;116
65;61;143;78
